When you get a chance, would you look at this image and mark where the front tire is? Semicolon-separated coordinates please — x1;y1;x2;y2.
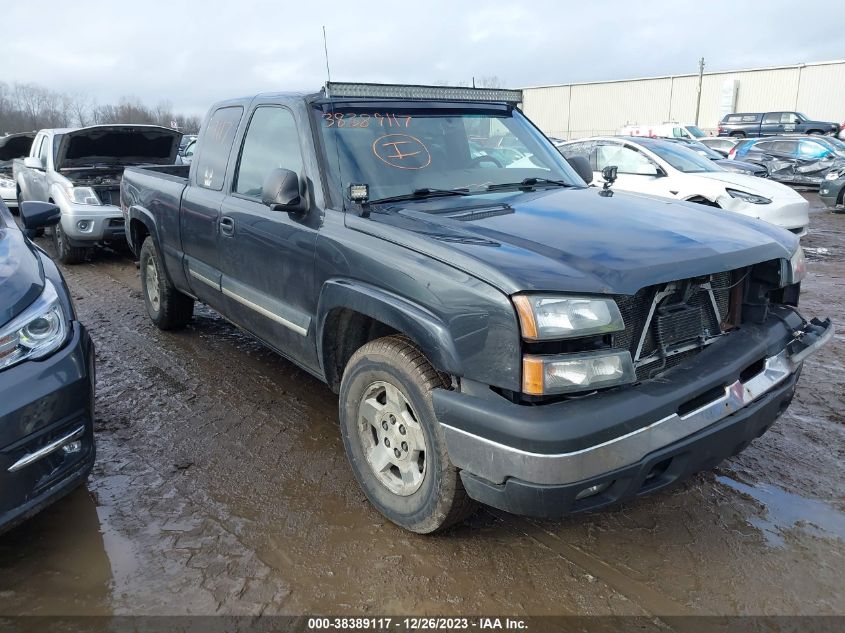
52;221;88;264
139;236;194;330
339;336;477;533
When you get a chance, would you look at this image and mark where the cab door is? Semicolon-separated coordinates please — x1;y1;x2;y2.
761;112;785;136
217;104;320;372
180;105;244;309
25;135;50;201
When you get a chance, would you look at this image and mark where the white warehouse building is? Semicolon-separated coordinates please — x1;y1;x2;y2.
521;59;845;140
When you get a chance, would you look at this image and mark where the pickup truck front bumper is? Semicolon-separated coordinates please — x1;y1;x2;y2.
57;201;125;245
434;309;832;518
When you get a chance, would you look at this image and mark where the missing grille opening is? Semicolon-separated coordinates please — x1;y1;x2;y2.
677;385;727;417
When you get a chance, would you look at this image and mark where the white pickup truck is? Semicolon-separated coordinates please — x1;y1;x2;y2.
13;125;181;263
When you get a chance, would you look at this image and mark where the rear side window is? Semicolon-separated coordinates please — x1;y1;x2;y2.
196;106;243;190
234;106;303;198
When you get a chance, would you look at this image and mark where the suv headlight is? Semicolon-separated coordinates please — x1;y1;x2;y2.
523;349;636;395
513;295;625;340
0;280;69;371
65;186;101;206
0;176;14;189
783;245;807;285
726;188;771;204
825;170;843;181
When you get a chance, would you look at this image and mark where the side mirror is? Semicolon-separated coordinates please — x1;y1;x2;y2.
19;201;61;231
24;156;44;170
601;165;618;185
566;155;593;184
261;168;305;213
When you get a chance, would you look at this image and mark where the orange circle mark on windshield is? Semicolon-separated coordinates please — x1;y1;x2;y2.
372;134;432;170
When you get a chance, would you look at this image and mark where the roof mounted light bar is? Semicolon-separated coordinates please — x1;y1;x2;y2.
324;82;522;104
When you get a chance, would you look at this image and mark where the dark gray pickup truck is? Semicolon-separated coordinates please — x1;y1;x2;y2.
120;83;832;533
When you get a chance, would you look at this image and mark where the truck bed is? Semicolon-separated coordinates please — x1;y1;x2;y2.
121;164;192;257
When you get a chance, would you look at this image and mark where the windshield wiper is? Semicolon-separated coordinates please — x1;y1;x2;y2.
368;188;471;205
486;177;571;192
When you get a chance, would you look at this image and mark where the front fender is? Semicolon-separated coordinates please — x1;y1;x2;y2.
316;278;463;378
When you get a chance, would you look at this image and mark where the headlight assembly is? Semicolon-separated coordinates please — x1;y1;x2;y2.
0;280;69;371
513;295;625;340
726;188;771;205
825;170;843;181
0;177;15;188
523;349;636;395
783;245;807;286
65;186;101;206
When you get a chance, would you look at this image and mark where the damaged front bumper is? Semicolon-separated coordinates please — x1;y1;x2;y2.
435;310;832;518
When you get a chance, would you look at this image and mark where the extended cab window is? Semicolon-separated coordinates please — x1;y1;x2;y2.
763;113;781;124
234;107;302;198
196;106;243;190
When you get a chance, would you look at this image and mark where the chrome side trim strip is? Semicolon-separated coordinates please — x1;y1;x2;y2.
8;426;86;473
443;336;824;486
189;268;220;291
221;287;308;336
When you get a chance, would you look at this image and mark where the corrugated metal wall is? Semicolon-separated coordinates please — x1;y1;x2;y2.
522;61;845;139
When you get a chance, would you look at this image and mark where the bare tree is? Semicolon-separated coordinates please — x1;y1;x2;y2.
0;81;201;135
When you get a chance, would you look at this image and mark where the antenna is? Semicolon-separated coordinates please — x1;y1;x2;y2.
323;26;332;97
321;26;350;214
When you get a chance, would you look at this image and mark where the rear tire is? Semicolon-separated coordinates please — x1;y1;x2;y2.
339;335;477;533
52;221;88;264
139;236;194;330
730;132;746;138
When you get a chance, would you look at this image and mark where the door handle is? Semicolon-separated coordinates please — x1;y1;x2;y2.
219;216;235;237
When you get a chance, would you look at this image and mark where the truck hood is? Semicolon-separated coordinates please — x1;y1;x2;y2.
56;125;182;169
0;133;35;164
354;186;797;295
0;226;43;328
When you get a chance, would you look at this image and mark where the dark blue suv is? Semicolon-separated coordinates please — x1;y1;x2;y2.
0;200;96;533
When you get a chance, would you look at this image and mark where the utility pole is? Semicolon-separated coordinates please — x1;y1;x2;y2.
694;57;705;126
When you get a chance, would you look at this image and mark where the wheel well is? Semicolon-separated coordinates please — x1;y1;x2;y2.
686;195;721;208
322;308;399;392
807;130;823;135
129;218;150;252
730;132;746;138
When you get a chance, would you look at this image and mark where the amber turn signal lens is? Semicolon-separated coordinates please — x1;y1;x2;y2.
512;295;538;340
522;356;545;395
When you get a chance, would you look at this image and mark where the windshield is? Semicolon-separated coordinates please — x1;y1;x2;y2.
314;105;581;203
646;141;722;173
687;126;707;138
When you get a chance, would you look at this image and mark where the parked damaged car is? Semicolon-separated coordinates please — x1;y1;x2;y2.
0;199;96;534
561;136;809;236
660;137;768;177
729;136;845;187
0;132;35;211
120;83;831;533
13;125;182;263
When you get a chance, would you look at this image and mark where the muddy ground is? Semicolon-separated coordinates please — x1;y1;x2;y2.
0;194;843;620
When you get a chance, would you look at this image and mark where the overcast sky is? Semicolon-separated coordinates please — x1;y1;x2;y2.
2;0;843;116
